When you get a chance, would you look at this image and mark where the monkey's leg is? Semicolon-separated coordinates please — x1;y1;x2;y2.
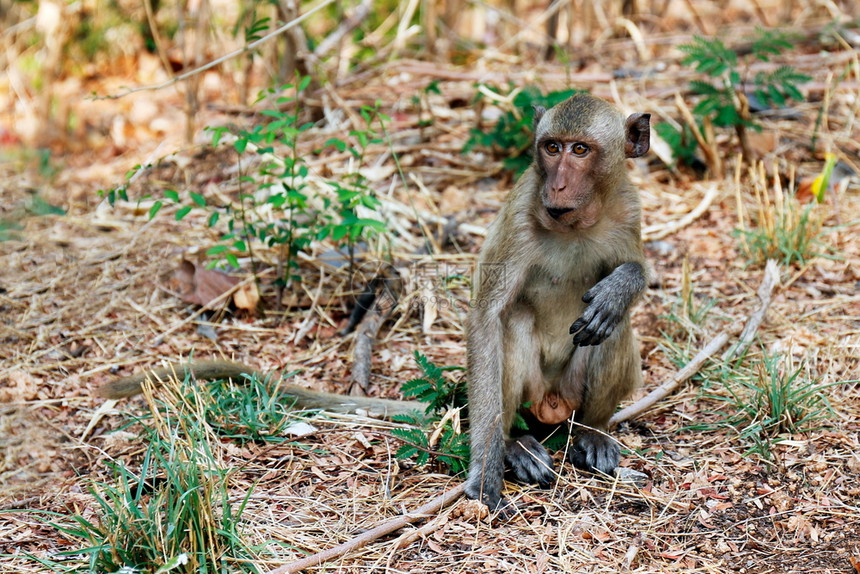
464;311;507;510
501;309;555;488
568;321;641;475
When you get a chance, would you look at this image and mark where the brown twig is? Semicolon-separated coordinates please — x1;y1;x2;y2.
609;332;730;427
313;0;373;59
267;483;466;574
384;511;449;567
641;184;720;241
349;284;398;396
675;92;723;179
722;259;781;362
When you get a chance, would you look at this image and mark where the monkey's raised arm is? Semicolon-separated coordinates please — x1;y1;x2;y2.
570;260;647;347
98;359;423;419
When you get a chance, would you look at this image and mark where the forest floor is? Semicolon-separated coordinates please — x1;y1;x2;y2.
2;20;860;574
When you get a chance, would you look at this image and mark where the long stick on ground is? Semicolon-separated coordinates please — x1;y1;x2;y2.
350;286;398;396
608;332;730;427
722;258;780;362
268;483;466;574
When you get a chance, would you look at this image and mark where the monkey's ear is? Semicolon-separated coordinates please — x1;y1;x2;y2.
625;113;651;158
532;105;547;131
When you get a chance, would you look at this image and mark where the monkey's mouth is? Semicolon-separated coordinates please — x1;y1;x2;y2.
546;206;576;220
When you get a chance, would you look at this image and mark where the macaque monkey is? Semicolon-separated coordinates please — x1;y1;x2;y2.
98;360;422;418
465;93;650;510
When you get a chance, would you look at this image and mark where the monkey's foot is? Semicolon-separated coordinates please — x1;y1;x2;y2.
464;475;503;512
464;481;515;519
568;432;620;476
505;435;555;487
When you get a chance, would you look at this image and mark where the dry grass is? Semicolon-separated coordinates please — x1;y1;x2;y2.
2;2;860;573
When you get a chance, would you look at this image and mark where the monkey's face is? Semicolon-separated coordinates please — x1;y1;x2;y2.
535;136;603;230
532;94;651;232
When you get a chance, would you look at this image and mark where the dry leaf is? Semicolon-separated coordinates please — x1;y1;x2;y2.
234;282;260;311
0;371;41;402
174;259;239;308
746;131;777;156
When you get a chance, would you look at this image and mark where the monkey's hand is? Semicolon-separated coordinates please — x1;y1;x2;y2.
568;432;620;476
569;262;645;346
505;435;555;488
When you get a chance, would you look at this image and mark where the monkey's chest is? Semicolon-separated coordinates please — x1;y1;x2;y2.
516;264;599;379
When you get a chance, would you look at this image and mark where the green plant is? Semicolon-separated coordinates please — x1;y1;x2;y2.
187;370;301;444
49;400;258;572
391;352;469;474
105;79;391;286
654;122;699;168
317;103;390;271
411;80;441;135
703;351;834;458
400;351;467;414
733;160;833;266
667;29;810;169
202;76;320;278
0;220;23;242
463;85;580;175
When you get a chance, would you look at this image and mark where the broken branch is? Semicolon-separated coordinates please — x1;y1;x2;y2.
608;332;730;427
268;483;466;574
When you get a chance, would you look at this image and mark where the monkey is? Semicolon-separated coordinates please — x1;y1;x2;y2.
98;359;423;418
464;93;650;511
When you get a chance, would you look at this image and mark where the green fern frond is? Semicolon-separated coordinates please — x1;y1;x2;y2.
689;80;722;97
391;411;431;427
750;28;794;60
679;37;736;76
401;378;433;400
396;444;419;460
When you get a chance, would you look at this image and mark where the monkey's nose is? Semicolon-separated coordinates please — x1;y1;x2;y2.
546;207;575;220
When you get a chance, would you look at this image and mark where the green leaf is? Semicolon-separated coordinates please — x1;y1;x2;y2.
689;80;721;96
190;192;206;207
175;206;192;221
396;444;419;459
148;200;163;220
767;84;786;107
325;138;347;152
331;225;348;241
206;245;230;255
208;126;228;146
225;253;240;268
512;412;529;431
164;189;180;202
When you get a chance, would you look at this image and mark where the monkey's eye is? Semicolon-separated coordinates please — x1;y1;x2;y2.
544;141;562;155
572;143;590;156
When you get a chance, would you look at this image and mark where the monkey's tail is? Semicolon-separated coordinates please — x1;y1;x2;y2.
98;360;424;419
